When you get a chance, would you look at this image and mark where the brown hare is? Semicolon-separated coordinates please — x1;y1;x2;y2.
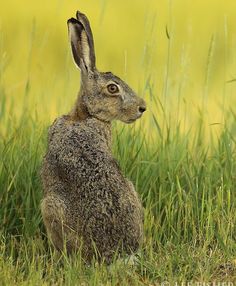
41;11;146;264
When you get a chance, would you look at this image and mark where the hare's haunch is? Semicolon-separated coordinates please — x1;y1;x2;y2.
41;11;146;264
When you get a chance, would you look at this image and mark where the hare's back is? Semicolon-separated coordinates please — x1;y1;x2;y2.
45;116;123;189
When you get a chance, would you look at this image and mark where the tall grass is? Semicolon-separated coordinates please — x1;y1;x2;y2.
0;0;236;284
0;92;236;284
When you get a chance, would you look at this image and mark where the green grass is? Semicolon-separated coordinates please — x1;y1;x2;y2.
0;103;236;285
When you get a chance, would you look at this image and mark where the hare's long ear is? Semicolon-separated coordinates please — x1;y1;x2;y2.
76;11;96;66
67;17;96;73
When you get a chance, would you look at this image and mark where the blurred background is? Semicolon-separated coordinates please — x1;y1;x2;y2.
1;0;236;138
1;2;236;282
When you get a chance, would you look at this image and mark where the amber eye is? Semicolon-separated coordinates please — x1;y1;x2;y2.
107;83;119;94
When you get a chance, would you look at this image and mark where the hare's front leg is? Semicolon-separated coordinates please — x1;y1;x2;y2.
127;180;135;192
41;195;78;254
125;178;144;238
126;179;141;200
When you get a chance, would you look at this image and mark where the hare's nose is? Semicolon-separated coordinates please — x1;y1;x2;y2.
138;106;146;113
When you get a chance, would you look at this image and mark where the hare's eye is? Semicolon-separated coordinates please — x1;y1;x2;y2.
107;84;119;94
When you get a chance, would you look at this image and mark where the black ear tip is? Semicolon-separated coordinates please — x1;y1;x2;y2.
67;17;79;25
76;10;85;19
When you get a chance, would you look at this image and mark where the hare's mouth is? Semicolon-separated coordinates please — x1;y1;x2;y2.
125;114;142;124
126;119;136;124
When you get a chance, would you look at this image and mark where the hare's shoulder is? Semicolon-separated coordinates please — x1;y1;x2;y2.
47;116;108;151
48;115;72;141
46;116;122;180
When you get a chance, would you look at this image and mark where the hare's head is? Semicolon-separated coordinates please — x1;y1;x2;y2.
67;11;146;123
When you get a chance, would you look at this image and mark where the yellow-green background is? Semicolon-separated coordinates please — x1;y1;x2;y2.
1;0;236;135
1;3;236;283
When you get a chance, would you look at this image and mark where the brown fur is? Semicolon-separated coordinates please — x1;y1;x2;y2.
41;11;146;264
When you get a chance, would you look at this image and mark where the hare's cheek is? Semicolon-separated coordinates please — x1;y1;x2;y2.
119;110;133;123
